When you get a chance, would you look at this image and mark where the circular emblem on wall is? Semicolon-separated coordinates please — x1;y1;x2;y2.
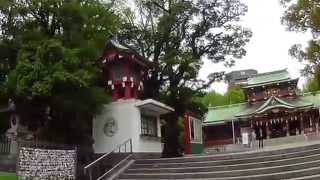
103;117;118;137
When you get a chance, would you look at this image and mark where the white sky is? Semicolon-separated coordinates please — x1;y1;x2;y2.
199;0;312;94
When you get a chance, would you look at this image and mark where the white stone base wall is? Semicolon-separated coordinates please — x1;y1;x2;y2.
93;99;162;153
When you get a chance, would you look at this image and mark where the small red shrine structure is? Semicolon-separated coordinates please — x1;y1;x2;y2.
97;40;153;101
93;39;174;154
184;112;203;154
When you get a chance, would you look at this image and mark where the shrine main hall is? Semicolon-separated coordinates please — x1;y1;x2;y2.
203;69;320;147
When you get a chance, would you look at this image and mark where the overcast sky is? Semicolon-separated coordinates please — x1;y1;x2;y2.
199;0;312;94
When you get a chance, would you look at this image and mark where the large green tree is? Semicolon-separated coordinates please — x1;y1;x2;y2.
0;0;120;145
202;86;246;107
305;71;320;92
281;0;320;77
119;0;251;157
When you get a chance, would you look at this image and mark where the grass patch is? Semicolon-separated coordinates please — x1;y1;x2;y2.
0;172;17;180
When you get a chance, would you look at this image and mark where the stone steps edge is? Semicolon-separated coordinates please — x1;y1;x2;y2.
122;159;320;178
119;165;320;180
133;147;320;166
135;143;320;164
127;152;320;173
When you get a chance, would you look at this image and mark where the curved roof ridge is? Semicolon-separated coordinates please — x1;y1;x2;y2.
249;68;288;78
273;96;296;107
254;96;294;113
225;69;257;74
208;102;247;109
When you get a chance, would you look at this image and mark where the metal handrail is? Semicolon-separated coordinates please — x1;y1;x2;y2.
97;154;133;180
84;138;132;179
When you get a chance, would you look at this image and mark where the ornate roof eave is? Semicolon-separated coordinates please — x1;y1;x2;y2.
202;120;226;126
255;96;295;112
98;39;155;69
135;99;174;115
235;105;314;119
243;78;299;89
235;96;314;118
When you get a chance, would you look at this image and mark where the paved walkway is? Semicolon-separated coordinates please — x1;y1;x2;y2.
202;137;320;157
253;139;320;152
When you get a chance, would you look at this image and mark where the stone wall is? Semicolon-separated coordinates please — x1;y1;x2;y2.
18;147;77;179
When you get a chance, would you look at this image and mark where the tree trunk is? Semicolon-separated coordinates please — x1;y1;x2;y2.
161;113;182;158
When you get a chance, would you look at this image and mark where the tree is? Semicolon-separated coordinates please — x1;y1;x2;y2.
305;71;320;92
201;90;228;107
0;0;120;145
119;0;251;157
202;86;246;107
281;0;320;77
226;86;246;104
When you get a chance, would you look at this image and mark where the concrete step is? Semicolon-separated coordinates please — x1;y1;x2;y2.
132;147;320;169
135;143;320;165
286;174;320;180
127;153;320;174
119;159;320;179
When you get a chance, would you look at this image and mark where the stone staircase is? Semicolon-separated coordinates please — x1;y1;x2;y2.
116;143;320;180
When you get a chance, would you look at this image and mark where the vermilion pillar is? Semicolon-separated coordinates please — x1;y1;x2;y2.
184;112;192;155
124;83;131;99
112;88;119;101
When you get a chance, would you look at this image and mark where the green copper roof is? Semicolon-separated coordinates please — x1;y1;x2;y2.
204;92;320;125
243;69;296;88
203;103;247;125
299;91;320;107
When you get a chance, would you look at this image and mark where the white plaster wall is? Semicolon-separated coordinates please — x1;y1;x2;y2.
93;99;163;153
134;115;162;152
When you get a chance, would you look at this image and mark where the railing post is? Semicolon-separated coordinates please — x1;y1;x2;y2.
130;139;132;153
89;168;93;180
7;137;10;154
6;138;8;153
